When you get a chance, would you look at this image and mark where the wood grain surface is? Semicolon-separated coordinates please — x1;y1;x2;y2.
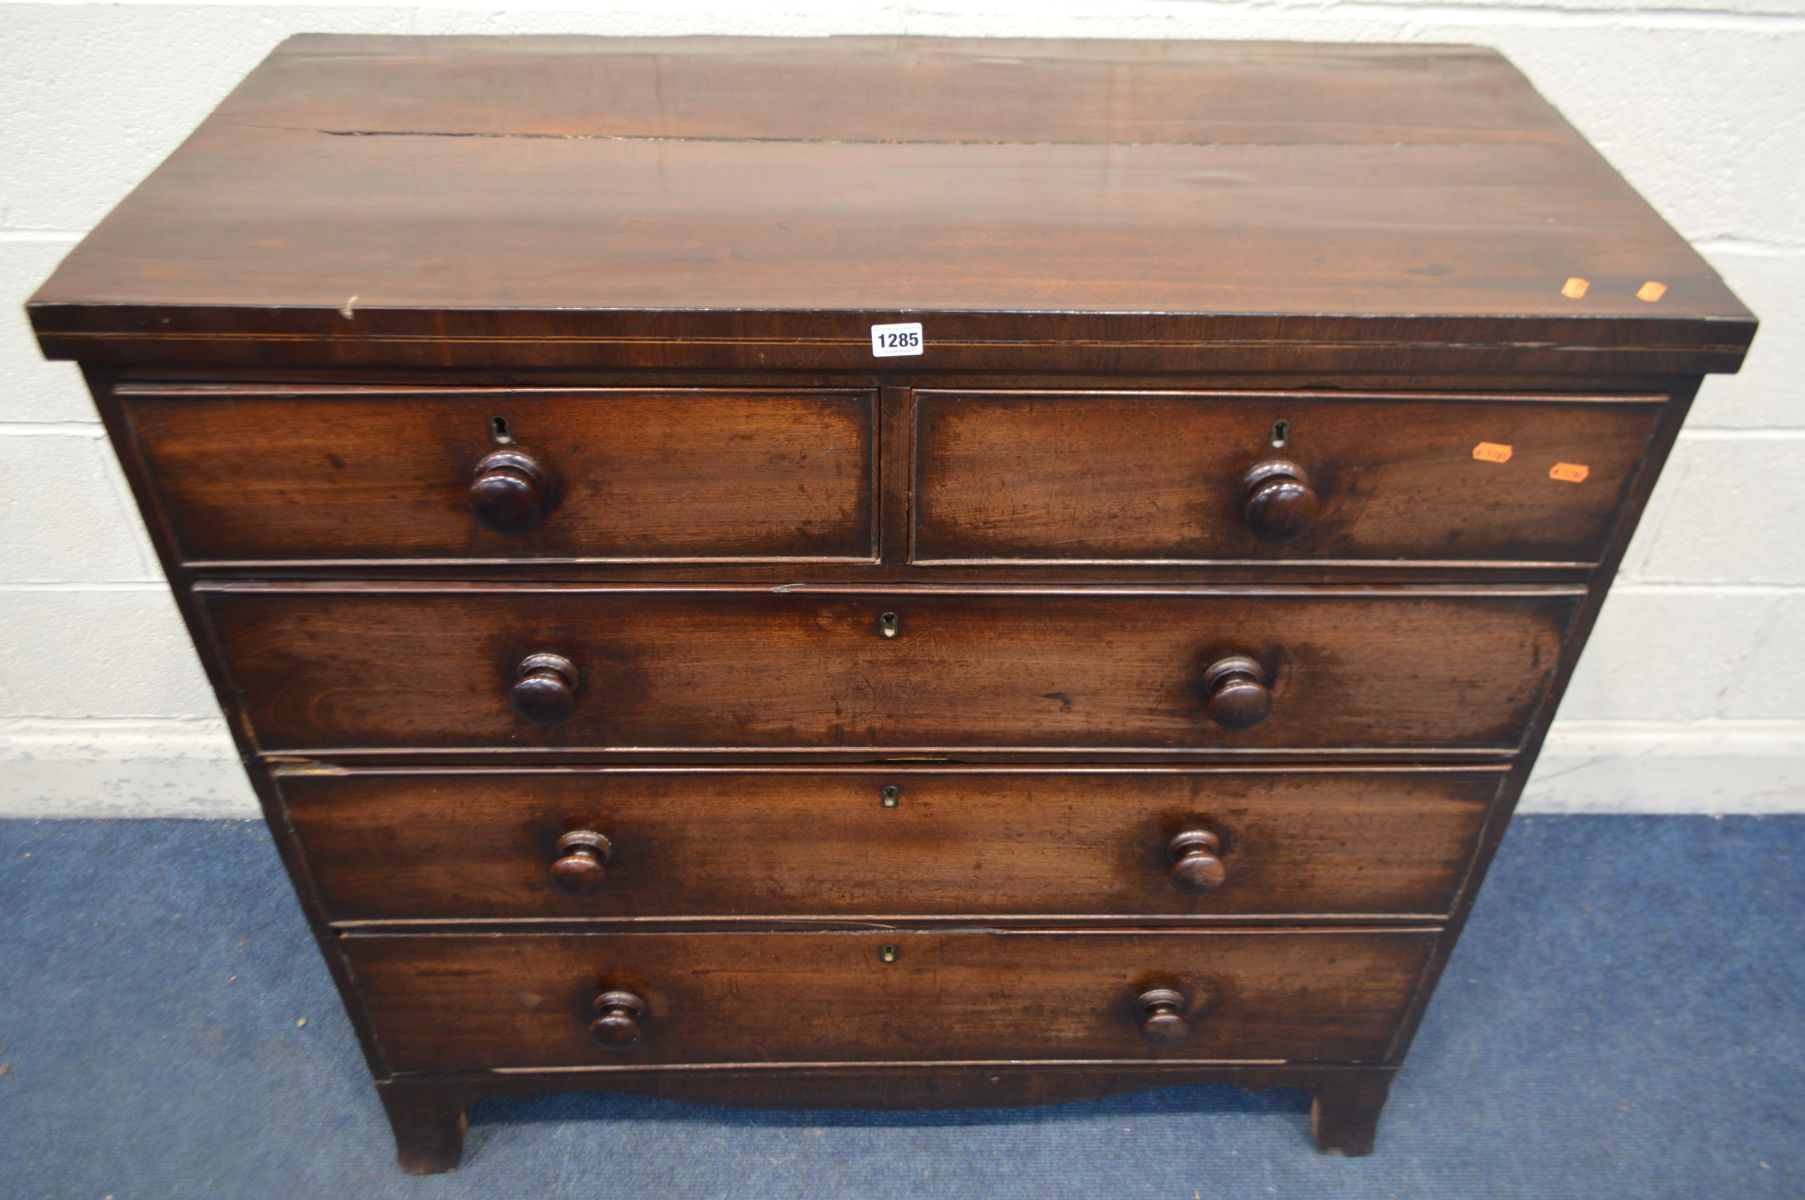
914;390;1661;565
374;1062;1401;1170
280;766;1501;922
203;585;1578;754
345;927;1436;1071
33;34;1749;1169
119;386;877;563
28;36;1753;374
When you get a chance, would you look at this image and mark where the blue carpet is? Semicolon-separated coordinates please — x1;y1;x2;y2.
0;814;1800;1199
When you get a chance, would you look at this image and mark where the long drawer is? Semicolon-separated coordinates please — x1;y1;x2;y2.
205;585;1576;754
345;929;1435;1072
118;386;879;564
284;767;1498;922
913;390;1661;565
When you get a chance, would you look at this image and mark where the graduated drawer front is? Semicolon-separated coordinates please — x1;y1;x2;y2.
345;929;1435;1071
912;390;1662;565
204;586;1578;754
282;767;1500;922
118;386;878;564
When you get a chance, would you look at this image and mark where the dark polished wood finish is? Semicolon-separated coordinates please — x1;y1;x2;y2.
468;448;553;535
277;767;1501;922
1167;829;1230;892
116;386;879;564
912;391;1662;566
1241;460;1320;545
377;1061;1400;1158
589;990;649;1050
1311;1071;1396;1156
346;928;1434;1071
32;34;1751;1173
205;586;1578;754
1136;988;1194;1045
375;1080;468;1176
508;652;579;727
549;830;613;895
28;38;1751;375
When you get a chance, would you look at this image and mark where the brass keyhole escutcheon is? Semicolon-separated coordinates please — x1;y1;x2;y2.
881;785;900;808
879;944;900;963
879;611;901;639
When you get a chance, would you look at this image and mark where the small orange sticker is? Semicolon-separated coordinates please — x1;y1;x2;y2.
1637;280;1668;303
1472;442;1514;463
1550;462;1590;484
1561;277;1590;299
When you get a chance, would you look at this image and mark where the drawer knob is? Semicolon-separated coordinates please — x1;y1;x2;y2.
512;653;579;725
1167;829;1228;891
469;448;553;534
589;990;647;1050
551;830;614;894
1201;655;1272;730
1241;459;1319;543
1137;988;1192;1044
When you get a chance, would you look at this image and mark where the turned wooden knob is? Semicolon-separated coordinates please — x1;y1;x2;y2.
469;448;552;534
1167;829;1227;891
1137;988;1191;1044
589;990;647;1050
1242;459;1319;543
1201;655;1272;730
551;830;614;894
512;653;579;725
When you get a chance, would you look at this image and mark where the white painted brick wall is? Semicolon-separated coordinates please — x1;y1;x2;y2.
2;0;1801;815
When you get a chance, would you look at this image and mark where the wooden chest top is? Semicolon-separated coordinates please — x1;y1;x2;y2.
28;35;1752;375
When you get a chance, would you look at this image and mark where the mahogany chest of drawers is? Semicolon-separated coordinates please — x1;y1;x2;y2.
29;35;1754;1172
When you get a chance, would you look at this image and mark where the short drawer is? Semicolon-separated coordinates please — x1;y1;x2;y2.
912;390;1662;565
282;767;1500;922
345;928;1434;1071
118;385;877;563
204;585;1578;754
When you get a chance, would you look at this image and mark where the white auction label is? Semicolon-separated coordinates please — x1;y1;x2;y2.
870;322;925;357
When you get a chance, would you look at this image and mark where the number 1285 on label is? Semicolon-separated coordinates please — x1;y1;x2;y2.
870;322;925;357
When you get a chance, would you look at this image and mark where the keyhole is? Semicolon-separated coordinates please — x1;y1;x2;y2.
879;612;900;639
881;785;900;808
489;415;514;445
879;944;900;963
1270;419;1290;449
